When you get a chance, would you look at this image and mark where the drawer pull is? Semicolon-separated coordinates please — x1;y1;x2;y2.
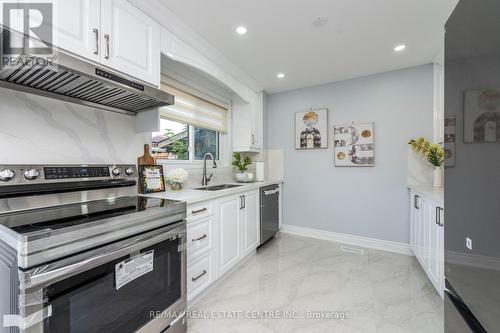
192;270;207;282
191;208;208;214
192;234;207;242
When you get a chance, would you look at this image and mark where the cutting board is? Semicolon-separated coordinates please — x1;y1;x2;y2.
138;144;155;166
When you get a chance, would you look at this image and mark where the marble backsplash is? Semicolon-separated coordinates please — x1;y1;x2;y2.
0;88;146;164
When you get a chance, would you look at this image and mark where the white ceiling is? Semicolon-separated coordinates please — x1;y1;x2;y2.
160;0;458;93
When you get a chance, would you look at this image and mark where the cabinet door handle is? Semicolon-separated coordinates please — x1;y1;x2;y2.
435;207;440;225
192;234;207;242
414;195;420;209
239;195;243;210
191;270;207;282
242;195;246;209
191;208;207;214
93;28;99;55
251;134;255;145
104;34;110;59
439;207;444;226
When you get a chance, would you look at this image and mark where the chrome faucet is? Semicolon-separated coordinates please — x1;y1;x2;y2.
202;153;217;186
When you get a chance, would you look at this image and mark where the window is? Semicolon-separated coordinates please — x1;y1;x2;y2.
152;119;220;161
153;79;228;164
152;119;189;160
194;127;219;160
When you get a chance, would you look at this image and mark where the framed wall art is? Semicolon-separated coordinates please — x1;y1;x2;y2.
295;109;328;149
444;115;456;167
334;123;374;167
138;165;165;194
464;89;500;143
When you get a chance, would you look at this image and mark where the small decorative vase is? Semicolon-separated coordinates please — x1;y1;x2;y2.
235;172;254;183
235;172;248;182
169;182;183;191
433;166;443;187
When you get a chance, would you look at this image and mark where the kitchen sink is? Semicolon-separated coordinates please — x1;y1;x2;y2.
195;184;243;191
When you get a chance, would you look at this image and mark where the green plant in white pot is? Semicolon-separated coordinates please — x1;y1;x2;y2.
408;137;445;187
232;153;254;182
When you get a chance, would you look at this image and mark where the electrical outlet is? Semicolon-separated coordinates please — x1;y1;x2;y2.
466;237;472;250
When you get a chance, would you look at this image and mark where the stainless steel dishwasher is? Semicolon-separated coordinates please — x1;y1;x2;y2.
260;184;280;246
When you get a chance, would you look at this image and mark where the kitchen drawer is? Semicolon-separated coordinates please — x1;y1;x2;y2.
187;216;215;259
187;251;215;301
187;200;214;221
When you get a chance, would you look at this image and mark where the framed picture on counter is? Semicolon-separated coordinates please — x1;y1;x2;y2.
138;165;165;194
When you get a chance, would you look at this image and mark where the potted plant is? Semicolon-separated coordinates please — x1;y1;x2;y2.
408;137;445;187
232;152;254;182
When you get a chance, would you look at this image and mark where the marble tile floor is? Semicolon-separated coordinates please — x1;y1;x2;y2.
188;234;443;333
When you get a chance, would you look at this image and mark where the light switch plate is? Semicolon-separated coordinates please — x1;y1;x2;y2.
466;237;472;250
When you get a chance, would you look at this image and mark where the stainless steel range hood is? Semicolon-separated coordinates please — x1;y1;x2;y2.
0;49;174;115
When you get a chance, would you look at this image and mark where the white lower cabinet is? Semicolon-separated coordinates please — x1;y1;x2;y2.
410;190;444;298
186;200;217;302
241;190;260;256
216;190;260;277
217;195;241;276
185;188;262;303
187;215;215;259
427;200;444;297
187;251;216;301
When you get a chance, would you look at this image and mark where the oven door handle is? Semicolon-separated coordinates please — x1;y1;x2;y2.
23;222;186;288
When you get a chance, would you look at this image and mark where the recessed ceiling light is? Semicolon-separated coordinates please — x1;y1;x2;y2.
394;44;406;52
313;16;329;27
277;73;285;79
236;26;247;35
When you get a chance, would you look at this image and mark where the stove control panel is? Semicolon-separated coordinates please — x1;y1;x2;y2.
44;166;111;179
0;164;137;185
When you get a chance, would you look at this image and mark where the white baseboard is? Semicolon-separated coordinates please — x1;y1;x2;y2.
280;224;412;256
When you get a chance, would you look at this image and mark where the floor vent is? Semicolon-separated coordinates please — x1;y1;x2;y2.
340;245;365;255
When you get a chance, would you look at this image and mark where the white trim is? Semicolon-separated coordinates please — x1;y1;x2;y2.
433;63;445;143
280;225;412;256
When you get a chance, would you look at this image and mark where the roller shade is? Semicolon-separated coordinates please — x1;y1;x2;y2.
159;83;228;133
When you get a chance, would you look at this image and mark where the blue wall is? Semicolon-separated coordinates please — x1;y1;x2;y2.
266;65;434;244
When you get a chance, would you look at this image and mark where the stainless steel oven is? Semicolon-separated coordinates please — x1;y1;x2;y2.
0;164;188;333
15;222;187;333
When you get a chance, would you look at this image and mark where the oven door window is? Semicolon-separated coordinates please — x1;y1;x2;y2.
44;237;182;333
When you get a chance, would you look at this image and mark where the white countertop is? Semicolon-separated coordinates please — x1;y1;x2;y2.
408;184;443;203
142;179;284;204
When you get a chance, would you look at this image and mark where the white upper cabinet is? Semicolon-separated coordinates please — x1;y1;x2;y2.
53;0;160;87
232;91;264;152
53;0;100;62
101;0;160;86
